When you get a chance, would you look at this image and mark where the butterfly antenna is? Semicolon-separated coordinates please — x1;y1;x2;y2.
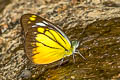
77;50;86;60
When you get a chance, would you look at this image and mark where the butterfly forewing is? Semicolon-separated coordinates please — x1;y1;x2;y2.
21;14;72;64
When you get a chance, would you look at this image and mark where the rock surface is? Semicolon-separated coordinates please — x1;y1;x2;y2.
0;0;120;80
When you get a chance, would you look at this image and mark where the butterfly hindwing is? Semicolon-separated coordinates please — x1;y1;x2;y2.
21;14;72;64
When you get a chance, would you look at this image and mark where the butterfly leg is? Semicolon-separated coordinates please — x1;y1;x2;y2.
72;53;76;63
60;58;64;65
75;50;86;60
59;54;69;65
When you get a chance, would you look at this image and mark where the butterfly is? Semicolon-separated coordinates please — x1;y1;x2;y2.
20;14;85;64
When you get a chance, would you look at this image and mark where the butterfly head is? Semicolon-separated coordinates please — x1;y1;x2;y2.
71;40;79;53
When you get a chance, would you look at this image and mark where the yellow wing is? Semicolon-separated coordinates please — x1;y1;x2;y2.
32;27;72;64
21;14;73;64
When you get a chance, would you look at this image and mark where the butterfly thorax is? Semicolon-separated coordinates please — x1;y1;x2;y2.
64;40;79;57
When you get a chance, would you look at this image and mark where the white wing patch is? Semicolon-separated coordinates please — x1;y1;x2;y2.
43;21;48;24
36;22;46;26
32;25;37;27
